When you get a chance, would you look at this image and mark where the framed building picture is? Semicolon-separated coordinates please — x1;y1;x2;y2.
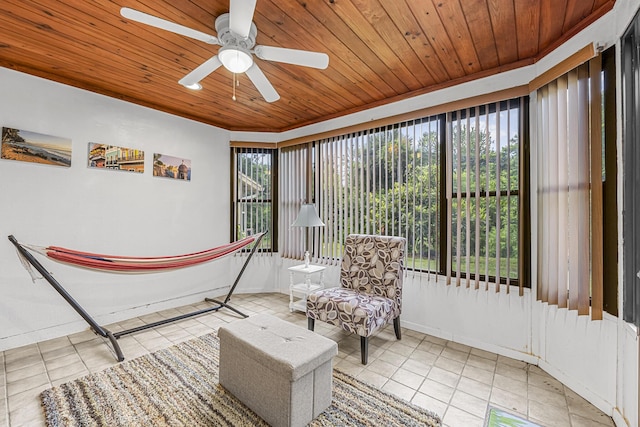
88;143;144;173
153;153;191;181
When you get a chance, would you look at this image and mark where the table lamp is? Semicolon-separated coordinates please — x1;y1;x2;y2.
291;203;325;267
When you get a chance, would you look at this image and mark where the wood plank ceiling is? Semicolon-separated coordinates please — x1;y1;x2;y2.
0;0;615;132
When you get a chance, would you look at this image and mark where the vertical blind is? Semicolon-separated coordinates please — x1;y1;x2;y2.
280;118;444;270
278;100;524;295
314;120;443;271
280;103;525;292
279;145;309;261
535;58;603;319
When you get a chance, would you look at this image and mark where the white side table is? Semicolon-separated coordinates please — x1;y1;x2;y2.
288;264;325;313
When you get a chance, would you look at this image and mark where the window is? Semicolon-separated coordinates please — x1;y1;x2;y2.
279;97;528;290
231;147;276;252
314;117;444;274
448;100;523;289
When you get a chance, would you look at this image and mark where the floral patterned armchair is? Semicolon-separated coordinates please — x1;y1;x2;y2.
306;234;406;364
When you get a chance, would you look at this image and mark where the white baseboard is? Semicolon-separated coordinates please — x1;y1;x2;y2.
611;408;630;427
0;286;230;352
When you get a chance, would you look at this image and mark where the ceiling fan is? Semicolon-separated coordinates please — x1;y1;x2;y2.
120;0;329;103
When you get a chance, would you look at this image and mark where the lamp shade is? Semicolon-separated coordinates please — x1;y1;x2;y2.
291;204;325;227
218;46;253;73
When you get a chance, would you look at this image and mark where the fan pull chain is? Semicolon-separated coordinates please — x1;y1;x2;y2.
232;73;240;101
232;73;236;101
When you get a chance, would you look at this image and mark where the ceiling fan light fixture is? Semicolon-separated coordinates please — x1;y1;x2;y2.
184;82;202;90
218;46;253;73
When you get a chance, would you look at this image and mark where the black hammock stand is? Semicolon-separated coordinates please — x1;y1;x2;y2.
8;232;266;362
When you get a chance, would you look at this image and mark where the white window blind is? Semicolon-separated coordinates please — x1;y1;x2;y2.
278;98;525;293
315;120;443;270
279;118;443;269
279;145;309;261
535;58;603;319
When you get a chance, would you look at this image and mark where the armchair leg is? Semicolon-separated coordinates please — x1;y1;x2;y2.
393;317;401;340
308;317;315;331
360;336;369;365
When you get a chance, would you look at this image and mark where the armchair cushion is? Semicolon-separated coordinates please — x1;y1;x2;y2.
306;288;398;337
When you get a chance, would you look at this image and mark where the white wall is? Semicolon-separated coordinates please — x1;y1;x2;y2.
0;67;258;350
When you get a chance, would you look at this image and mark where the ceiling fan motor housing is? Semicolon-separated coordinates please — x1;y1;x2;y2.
215;13;257;50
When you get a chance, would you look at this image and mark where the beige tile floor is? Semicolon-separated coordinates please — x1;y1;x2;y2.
1;293;615;427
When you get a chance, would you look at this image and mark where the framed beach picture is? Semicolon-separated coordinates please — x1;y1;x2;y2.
88;143;144;173
153;153;191;181
1;127;72;167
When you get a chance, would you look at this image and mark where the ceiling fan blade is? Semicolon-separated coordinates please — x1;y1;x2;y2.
229;0;257;39
121;7;218;44
245;64;280;103
254;45;329;69
178;56;223;87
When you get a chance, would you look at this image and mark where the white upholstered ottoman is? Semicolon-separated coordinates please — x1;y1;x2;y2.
218;314;338;427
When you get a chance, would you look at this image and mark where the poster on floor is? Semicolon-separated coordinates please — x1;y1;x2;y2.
88;143;144;173
153;153;191;181
1;127;72;167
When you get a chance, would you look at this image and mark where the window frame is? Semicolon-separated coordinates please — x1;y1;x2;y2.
622;17;639;325
230;147;278;253
446;99;526;288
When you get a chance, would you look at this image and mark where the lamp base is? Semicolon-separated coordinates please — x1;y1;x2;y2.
304;250;310;268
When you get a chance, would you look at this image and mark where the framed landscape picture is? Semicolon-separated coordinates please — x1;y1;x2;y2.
153;153;191;181
1;127;72;167
88;143;144;173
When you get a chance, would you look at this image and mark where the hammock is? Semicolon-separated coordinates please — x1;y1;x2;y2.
8;232;266;362
29;233;263;273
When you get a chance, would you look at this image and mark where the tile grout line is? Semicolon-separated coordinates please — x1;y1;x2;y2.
457;347;492;425
33;342;53;427
36;342;53;388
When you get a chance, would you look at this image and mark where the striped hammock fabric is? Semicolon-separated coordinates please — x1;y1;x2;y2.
25;233;264;273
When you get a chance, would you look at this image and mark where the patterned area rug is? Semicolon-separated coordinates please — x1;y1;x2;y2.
41;332;441;426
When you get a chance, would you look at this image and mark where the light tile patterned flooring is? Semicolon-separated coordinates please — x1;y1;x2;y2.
1;293;615;427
